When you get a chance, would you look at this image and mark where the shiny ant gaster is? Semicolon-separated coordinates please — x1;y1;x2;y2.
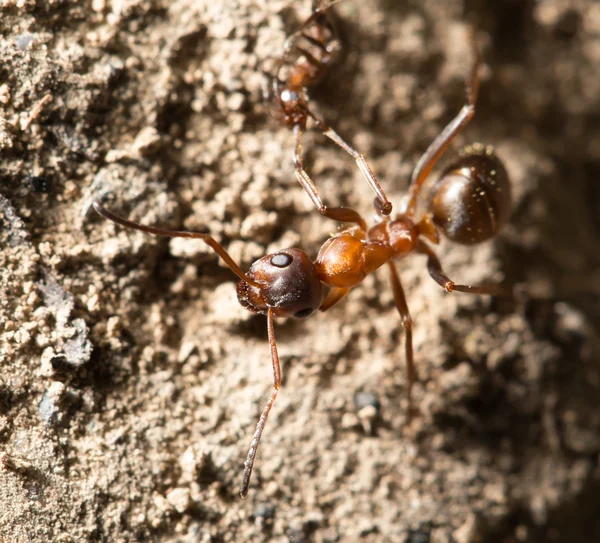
267;0;393;218
93;32;510;498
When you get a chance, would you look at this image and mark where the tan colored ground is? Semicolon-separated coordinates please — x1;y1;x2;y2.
1;1;599;542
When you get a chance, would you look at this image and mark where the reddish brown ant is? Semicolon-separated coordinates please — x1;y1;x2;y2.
266;0;393;217
93;34;510;498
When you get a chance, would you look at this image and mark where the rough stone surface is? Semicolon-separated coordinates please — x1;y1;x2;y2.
1;1;599;542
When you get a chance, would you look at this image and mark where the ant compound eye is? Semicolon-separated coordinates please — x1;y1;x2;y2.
270;253;293;268
280;89;299;103
293;308;314;319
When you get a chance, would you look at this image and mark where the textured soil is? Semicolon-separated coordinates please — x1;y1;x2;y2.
1;1;599;542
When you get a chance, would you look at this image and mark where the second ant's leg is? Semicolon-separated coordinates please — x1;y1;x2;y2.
293;124;367;229
388;262;415;419
319;287;350;312
240;308;281;499
405;32;481;215
311;0;341;13
417;240;505;296
309;114;392;215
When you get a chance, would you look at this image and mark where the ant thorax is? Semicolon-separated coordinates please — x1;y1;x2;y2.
314;230;392;289
367;218;420;258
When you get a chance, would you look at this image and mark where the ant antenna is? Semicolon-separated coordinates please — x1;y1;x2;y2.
240;308;281;498
92;200;262;288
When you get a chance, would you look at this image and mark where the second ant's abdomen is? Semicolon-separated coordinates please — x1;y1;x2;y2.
429;144;511;245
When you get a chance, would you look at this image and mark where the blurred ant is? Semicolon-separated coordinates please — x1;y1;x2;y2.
266;0;393;217
93;33;510;498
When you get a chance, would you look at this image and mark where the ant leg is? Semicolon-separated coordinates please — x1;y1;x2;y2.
240;308;281;499
388;262;415;418
311;0;340;12
405;32;481;216
92;200;261;288
319;287;350;312
311;0;342;17
417;240;505;296
309;114;393;215
293;124;367;229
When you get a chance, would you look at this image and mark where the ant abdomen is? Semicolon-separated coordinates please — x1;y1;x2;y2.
429;144;511;245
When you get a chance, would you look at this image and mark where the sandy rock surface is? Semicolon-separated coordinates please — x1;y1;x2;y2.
1;0;599;542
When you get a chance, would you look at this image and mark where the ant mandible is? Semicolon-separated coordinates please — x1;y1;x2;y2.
267;0;393;218
93;33;510;498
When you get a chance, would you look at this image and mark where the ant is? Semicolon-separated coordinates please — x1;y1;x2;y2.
266;0;393;219
93;33;511;498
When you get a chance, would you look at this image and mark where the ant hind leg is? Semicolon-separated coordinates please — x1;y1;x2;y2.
417;240;506;296
388;262;416;420
405;30;481;215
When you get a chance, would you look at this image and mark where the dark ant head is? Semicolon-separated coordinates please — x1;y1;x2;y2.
237;248;325;318
274;84;309;128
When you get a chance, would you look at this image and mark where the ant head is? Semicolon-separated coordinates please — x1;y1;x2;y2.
237;248;325;319
275;85;309;128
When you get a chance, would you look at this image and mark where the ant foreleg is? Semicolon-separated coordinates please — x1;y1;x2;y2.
319;287;350;312
388;262;415;419
293;124;367;229
309;114;392;215
240;308;281;499
417;240;505;296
